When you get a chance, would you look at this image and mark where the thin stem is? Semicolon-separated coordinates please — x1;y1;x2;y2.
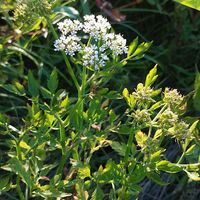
124;129;135;165
16;176;25;200
177;152;185;164
148;104;167;137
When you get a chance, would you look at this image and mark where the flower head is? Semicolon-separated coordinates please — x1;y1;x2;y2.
163;88;184;108
14;0;52;26
158;108;178;130
54;14;127;70
103;33;128;56
57;19;83;36
54;35;81;56
132;83;154;105
168;121;190;140
83;15;111;40
82;45;109;70
132;109;151;127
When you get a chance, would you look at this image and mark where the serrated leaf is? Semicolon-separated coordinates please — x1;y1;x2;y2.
174;0;200;11
9;157;32;187
0;177;9;191
47;68;58;93
91;186;104;200
110;141;126;156
28;70;39;97
147;172;168;186
2;83;25;96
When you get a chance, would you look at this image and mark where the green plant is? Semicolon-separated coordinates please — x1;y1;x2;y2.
0;0;200;199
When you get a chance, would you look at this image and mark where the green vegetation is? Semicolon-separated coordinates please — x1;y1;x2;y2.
0;0;200;199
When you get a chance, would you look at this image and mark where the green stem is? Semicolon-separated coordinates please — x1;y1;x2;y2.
80;66;87;113
46;17;80;93
124;129;135;165
148;104;167;137
177;152;185;164
16;176;25;200
54;114;67;174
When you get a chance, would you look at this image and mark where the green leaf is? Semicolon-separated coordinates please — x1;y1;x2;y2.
0;177;10;191
110;141;126;156
174;0;200;11
78;165;91;179
184;170;200;181
91;186;104;200
185;144;196;155
132;41;153;58
54;6;79;19
47;68;58;93
193;72;200;111
28;70;39;97
135;131;148;148
9;157;32;187
147;172;168;186
145;65;158;87
128;37;138;57
156;160;182;173
189;120;199;133
19;141;31;150
2;83;25;96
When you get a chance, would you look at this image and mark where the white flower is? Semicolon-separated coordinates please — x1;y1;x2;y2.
54;35;82;56
54;14;128;61
82;44;109;70
83;15;111;40
103;33;128;56
57;19;83;35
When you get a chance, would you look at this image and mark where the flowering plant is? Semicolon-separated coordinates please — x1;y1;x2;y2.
0;1;199;199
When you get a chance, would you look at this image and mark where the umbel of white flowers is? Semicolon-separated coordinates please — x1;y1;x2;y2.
54;15;128;70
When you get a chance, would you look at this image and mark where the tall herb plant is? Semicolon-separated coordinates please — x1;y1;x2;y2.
0;0;199;199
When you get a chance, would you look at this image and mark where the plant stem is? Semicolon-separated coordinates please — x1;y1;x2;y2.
79;66;87;128
148;104;167;137
124;129;135;165
177;152;185;164
16;176;25;200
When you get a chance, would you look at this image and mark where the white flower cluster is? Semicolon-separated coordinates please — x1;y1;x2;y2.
54;15;127;70
83;15;111;40
54;35;81;56
82;45;109;70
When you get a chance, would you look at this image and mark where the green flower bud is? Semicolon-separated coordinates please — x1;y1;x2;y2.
168;121;191;141
163;88;184;108
158;108;178;130
131;109;151;127
132;83;154;105
14;0;53;28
